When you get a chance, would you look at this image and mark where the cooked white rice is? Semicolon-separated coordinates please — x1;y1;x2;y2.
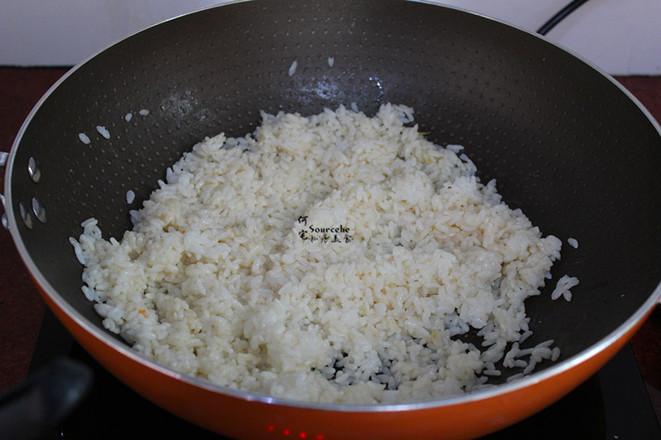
288;60;298;76
78;132;91;145
71;104;565;404
96;125;110;139
551;275;580;302
126;190;135;205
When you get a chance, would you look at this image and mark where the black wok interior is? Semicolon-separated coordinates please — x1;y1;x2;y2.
9;0;661;382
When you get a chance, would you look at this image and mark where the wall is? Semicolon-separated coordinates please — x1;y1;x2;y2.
2;0;660;75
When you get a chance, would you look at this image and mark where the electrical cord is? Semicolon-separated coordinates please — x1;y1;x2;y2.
537;0;590;35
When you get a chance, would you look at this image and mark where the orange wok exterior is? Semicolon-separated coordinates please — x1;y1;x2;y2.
39;280;653;440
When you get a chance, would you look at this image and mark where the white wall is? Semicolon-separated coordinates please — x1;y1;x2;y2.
2;0;660;75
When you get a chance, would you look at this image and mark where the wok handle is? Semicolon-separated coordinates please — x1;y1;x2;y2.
0;357;93;440
0;192;6;230
1;151;6;229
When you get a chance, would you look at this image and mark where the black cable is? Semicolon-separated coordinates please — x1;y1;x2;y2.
537;0;590;35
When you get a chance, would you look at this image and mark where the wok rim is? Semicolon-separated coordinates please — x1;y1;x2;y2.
4;0;661;414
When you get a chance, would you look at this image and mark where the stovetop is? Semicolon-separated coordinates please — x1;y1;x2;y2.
31;309;660;439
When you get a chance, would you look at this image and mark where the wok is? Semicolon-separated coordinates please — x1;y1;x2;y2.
2;0;660;438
